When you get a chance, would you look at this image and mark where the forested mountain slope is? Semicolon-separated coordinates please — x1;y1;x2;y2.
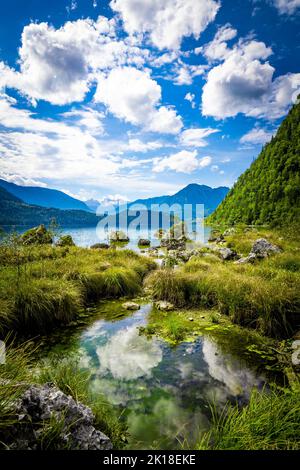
208;99;300;226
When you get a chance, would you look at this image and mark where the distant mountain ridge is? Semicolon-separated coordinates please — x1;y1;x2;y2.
130;184;229;216
208;98;300;226
0;179;91;212
0;180;230;228
0;187;99;228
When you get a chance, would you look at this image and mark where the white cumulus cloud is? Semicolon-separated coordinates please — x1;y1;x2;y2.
0;17;148;105
94;67;183;134
153;150;212;173
200;24;237;62
202;39;300;119
110;0;220;50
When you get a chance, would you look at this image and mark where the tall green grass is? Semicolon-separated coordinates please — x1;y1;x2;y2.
0;245;156;336
146;250;300;338
195;387;300;450
0;340;33;434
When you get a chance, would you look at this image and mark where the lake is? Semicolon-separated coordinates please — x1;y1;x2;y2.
2;225;212;250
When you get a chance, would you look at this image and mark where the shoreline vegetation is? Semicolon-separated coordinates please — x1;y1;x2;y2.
0;223;299;450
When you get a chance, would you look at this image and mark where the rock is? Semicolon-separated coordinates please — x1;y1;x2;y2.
250;238;281;258
208;230;222;242
223;227;236;236
109;231;129;243
155;301;175;311
235;253;257;264
189;317;194;322
90;243;110;249
97;262;112;271
218;247;238;260
7;384;112;450
21;224;53;246
138;239;151;247
55;235;75;247
160;237;186;251
122;302;140;310
215;234;225;244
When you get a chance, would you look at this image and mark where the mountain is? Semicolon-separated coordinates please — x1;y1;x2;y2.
0;187;100;227
130;184;229;217
85;199;100;212
208;99;300;226
0;187;169;229
0;179;91;212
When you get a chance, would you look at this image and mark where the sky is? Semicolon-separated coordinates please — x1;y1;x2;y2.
0;0;299;204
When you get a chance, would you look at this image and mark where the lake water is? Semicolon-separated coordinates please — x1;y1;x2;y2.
45;301;267;449
3;225;212;250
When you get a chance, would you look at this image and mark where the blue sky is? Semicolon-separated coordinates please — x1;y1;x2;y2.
0;0;299;204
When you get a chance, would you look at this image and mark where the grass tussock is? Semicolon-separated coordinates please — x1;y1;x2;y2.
0;340;33;433
195;387;300;450
0;243;156;336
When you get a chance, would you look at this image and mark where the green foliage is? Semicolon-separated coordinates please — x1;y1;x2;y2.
208;100;300;226
196;387;300;450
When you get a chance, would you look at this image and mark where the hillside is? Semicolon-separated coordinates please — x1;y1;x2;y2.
131;184;229;217
0;179;91;212
0;187;99;227
208;99;300;226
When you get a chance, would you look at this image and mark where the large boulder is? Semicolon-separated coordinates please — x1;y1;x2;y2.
109;231;129;243
138;239;151;247
21;225;53;245
218;247;238;261
90;243;110;249
250;238;281;258
235;253;257;264
122;302;140;310
55;235;75;247
155;301;175;311
6;384;112;450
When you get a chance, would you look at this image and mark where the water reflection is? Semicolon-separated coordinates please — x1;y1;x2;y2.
96;325;163;380
202;338;264;402
71;305;267;448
